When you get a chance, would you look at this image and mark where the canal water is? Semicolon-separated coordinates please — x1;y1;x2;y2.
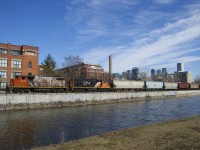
0;95;200;150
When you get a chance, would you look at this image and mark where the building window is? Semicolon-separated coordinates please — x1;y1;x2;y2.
0;48;7;54
0;71;7;78
11;72;22;79
10;49;22;55
26;51;36;56
0;82;7;89
28;62;32;68
0;59;7;67
90;73;94;79
11;60;22;68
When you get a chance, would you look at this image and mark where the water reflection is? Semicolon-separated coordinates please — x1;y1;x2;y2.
0;96;200;149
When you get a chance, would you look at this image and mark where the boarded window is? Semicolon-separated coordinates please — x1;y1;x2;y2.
26;51;35;56
10;49;22;55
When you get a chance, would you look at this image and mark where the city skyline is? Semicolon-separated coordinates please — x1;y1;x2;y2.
116;62;191;79
0;0;200;78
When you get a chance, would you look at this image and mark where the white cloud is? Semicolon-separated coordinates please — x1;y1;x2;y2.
120;0;139;5
81;4;200;73
112;26;200;72
63;1;200;76
64;0;140;40
154;0;174;4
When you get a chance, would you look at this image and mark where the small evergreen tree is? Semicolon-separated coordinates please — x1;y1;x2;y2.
41;53;57;77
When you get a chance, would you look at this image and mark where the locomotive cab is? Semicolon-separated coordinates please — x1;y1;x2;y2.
10;75;29;93
11;75;28;86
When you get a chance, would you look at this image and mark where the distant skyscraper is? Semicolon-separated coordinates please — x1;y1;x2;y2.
157;69;162;75
162;68;167;74
112;73;120;79
177;63;184;72
132;67;139;80
122;72;127;79
151;69;156;77
127;70;131;80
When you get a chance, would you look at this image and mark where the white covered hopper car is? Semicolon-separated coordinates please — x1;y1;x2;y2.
111;80;144;90
163;82;178;90
145;81;163;90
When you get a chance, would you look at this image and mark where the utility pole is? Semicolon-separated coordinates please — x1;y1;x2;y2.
109;54;112;80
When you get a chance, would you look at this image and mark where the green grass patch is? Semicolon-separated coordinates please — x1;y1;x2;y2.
32;115;200;150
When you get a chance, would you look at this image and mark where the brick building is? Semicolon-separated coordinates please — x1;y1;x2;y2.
0;43;39;89
58;63;109;81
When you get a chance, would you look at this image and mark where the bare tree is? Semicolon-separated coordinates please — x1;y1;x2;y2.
62;55;83;68
139;72;148;81
194;75;200;83
59;55;84;80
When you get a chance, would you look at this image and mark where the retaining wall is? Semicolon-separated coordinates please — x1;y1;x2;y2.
0;90;200;111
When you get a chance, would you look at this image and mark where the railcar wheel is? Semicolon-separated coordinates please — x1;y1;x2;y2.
79;89;85;92
24;89;29;93
13;88;19;93
50;89;56;93
59;89;64;93
19;89;24;93
55;89;60;93
57;89;64;93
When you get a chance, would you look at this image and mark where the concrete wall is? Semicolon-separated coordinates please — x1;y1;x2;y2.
1;90;200;111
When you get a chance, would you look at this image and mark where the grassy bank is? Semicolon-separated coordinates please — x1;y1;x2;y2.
33;115;200;150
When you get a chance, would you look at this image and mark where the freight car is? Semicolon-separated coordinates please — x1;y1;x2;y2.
110;80;144;91
163;82;178;90
189;83;199;89
145;81;163;90
10;75;66;93
178;82;190;90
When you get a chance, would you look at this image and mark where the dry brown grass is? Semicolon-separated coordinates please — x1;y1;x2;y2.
32;115;200;150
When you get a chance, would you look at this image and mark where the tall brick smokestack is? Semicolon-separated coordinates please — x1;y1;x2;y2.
109;55;112;80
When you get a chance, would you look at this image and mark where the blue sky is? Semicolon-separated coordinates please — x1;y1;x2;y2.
0;0;200;79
